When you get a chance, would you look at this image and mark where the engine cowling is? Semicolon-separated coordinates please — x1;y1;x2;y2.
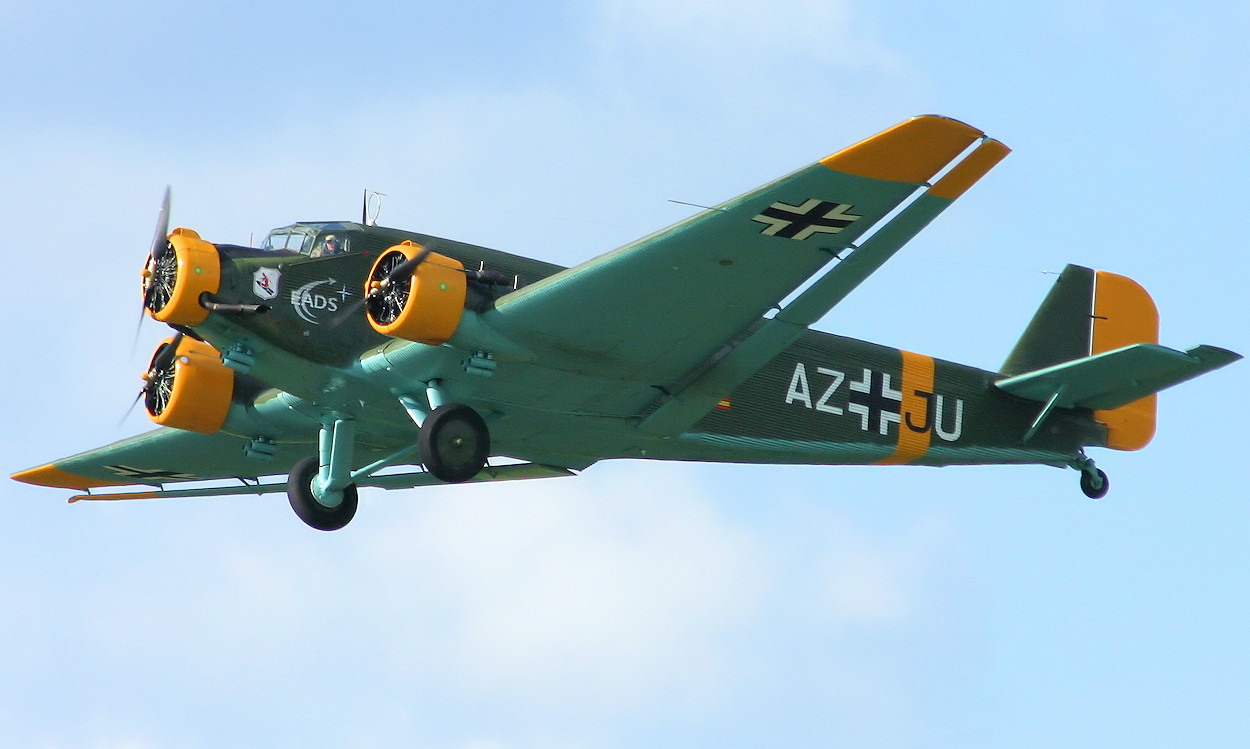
143;228;221;326
144;336;233;434
365;241;467;345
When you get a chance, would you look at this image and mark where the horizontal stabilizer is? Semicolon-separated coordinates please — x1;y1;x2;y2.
996;343;1241;410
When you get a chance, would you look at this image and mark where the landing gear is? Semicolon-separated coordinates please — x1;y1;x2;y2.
287;456;358;531
286;418;359;531
419;403;490;483
1071;451;1109;500
1079;467;1109;500
282;397;490;528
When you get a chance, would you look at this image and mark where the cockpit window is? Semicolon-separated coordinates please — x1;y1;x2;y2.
261;229;315;254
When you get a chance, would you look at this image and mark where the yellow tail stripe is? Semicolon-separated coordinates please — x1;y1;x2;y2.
877;350;935;465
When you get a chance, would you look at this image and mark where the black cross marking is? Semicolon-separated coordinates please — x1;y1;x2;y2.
848;370;901;435
104;464;199;482
752;199;861;240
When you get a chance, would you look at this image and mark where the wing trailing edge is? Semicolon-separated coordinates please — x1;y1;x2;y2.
639;133;1010;437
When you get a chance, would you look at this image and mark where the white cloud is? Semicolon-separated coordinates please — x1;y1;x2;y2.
360;462;770;712
815;511;960;629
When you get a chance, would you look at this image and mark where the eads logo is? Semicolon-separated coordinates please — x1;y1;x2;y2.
290;278;352;325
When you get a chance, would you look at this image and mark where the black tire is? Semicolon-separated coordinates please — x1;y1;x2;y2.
419;403;490;483
1080;468;1109;500
287;456;358;531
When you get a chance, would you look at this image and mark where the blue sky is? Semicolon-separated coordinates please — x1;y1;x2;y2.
2;1;1247;747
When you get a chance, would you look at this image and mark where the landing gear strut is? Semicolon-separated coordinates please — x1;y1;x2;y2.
283;395;491;528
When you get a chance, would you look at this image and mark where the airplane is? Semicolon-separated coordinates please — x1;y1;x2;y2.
11;115;1240;530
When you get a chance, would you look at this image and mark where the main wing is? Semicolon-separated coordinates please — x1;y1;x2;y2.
484;116;1002;395
12;426;573;501
12;428;313;492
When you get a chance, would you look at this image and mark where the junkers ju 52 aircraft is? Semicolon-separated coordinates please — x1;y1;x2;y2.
12;116;1240;530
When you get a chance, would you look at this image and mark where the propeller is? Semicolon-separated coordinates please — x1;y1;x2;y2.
140;187;172;308
120;331;183;425
134;187;173;352
374;245;434;296
331;243;435;327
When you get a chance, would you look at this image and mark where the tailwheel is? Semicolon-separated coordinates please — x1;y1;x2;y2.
419;403;490;483
1080;468;1110;500
287;456;358;531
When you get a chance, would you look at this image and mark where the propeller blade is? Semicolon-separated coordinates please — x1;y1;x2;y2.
139;186;173;333
383;245;434;287
333;244;435;328
149;332;184;376
149;186;171;262
118;389;145;427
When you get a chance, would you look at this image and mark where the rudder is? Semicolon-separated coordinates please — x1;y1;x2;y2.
1090;270;1158;450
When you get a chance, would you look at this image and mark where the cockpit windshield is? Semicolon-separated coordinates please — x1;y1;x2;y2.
260;228;316;254
260;224;356;257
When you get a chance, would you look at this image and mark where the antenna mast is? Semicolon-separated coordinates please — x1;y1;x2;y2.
361;190;385;226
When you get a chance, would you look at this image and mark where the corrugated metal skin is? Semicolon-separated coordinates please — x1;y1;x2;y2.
683;329;1102;467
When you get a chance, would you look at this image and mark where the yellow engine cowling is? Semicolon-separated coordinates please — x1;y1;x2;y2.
144;228;221;326
365;241;467;344
145;336;233;434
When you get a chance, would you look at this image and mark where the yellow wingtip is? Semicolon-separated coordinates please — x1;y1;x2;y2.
11;464;128;491
929;139;1012;200
820;115;985;184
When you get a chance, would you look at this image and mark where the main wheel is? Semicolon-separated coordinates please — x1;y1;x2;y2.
1080;468;1110;500
287;456;358;531
419;403;490;483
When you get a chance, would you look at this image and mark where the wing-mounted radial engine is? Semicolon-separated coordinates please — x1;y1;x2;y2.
364;240;468;344
141;335;234;434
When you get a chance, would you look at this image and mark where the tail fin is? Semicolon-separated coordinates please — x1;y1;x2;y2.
998;265;1239;451
1001;264;1104;378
